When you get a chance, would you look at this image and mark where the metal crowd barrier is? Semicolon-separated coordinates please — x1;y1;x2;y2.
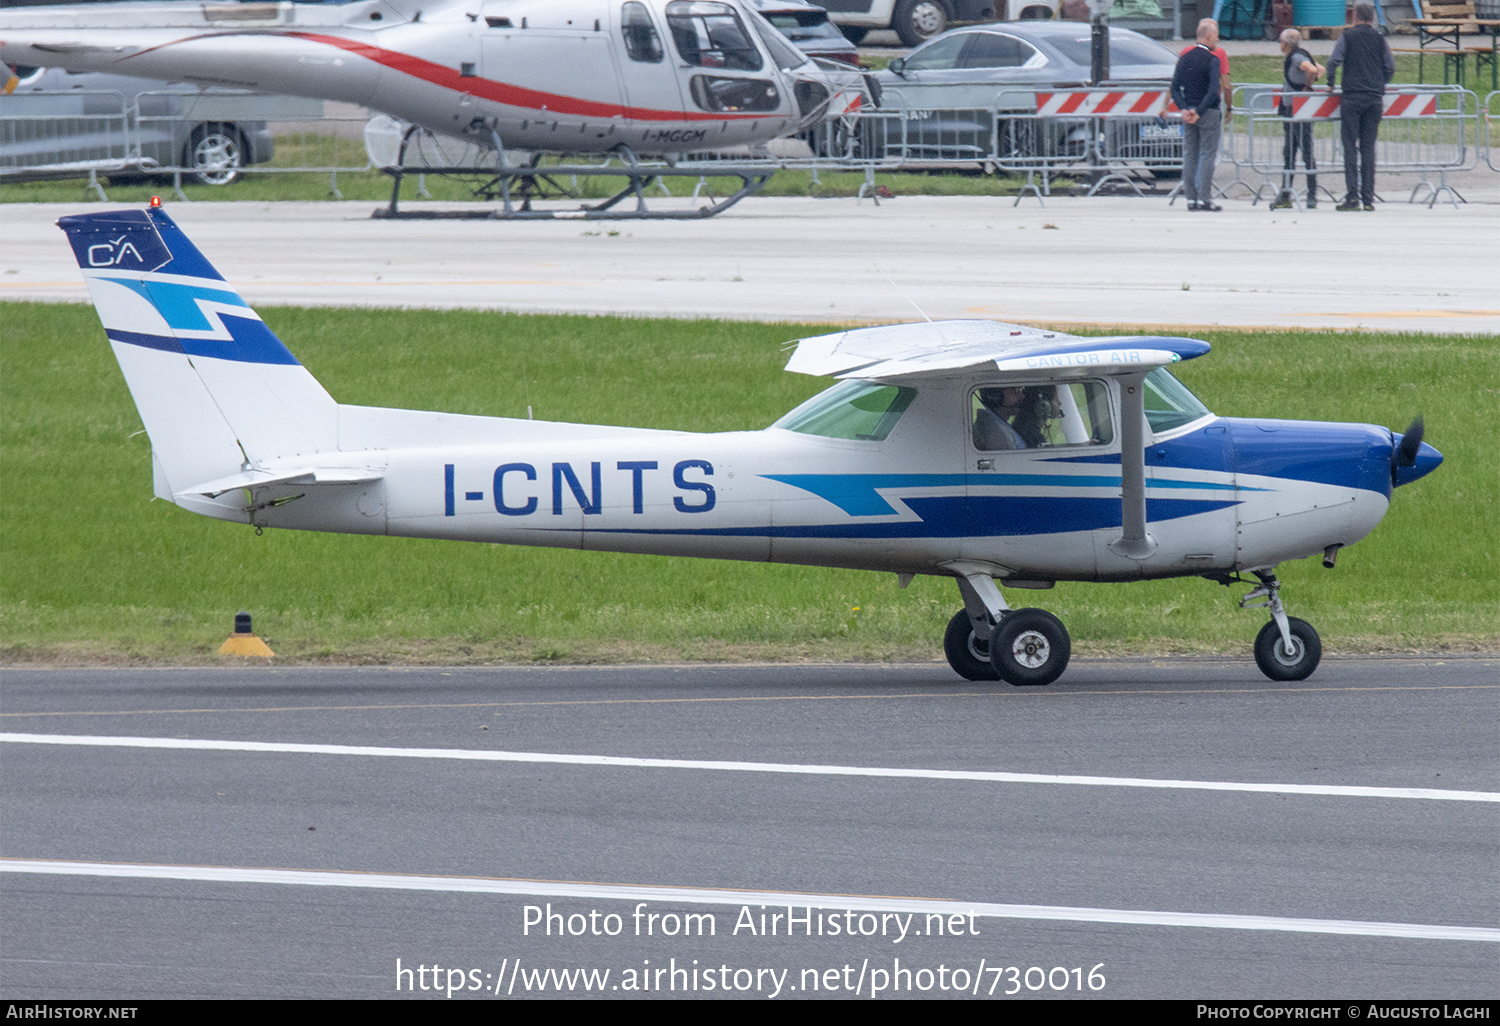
676;85;1186;205
7;83;1494;205
0;88;370;199
1227;84;1478;208
1486;91;1499;172
0;89;133;200
132;90;370;199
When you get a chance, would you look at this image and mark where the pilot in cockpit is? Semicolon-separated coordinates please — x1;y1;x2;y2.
973;385;1061;451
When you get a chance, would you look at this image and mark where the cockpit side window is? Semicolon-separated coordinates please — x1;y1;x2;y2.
622;1;665;63
774;379;916;441
666;0;765;71
1142;367;1212;433
972;380;1113;451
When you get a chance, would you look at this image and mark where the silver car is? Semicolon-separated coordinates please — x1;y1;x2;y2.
1;66;275;185
867;22;1182;170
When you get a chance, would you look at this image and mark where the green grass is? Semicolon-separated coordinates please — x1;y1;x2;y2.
2;302;1494;665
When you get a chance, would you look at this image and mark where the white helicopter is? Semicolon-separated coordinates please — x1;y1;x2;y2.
60;204;1441;683
1;0;858;217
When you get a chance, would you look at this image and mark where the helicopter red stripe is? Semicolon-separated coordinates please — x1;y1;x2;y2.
286;31;766;122
121;29;770;122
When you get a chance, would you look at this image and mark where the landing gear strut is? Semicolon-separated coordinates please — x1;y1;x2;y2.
1241;570;1322;681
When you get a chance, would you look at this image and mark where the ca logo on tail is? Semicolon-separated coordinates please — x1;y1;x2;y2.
86;235;149;267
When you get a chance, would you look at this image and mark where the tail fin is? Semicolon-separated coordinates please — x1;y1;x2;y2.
58;207;337;501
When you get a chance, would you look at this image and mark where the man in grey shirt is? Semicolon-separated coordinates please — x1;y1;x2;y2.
1326;2;1394;211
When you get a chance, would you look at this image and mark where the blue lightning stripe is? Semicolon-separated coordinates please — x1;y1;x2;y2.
763;472;1252;517
105;278;250;331
562;496;1239;540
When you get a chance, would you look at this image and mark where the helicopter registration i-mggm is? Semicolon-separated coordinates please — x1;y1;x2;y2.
59;206;1441;684
0;0;859;217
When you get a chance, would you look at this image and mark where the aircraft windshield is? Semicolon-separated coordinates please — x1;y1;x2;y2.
774;380;916;441
667;1;765;71
1143;367;1212;433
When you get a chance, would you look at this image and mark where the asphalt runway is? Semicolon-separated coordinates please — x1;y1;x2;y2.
2;659;1496;999
3;194;1497;335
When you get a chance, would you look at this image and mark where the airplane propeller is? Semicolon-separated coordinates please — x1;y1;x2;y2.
1391;415;1424;482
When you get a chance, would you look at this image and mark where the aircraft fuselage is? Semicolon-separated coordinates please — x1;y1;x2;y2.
1;0;828;153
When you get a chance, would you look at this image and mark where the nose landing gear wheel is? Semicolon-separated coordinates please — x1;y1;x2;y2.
1253;617;1322;681
943;609;999;681
991;608;1070;686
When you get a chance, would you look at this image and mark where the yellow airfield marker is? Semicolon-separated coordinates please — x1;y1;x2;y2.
219;612;274;658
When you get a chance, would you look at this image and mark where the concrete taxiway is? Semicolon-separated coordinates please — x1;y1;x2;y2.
2;660;1496;999
2;195;1496;334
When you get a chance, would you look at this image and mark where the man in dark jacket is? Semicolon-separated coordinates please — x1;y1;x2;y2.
1171;19;1226;211
1326;2;1394;210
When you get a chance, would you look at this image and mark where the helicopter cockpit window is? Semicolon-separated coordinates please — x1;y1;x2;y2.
1142;367;1212;433
621;2;665;63
774;379;917;442
690;75;780;112
972;381;1113;451
666;1;764;71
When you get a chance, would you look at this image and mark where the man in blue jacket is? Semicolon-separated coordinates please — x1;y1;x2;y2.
1172;18;1226;211
1327;2;1394;210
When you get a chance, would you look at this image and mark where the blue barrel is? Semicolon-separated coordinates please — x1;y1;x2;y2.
1294;0;1345;26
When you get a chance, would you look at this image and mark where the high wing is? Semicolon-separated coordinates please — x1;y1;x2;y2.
784;320;1211;380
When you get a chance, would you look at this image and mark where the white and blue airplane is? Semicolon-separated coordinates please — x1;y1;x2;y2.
59;204;1441;685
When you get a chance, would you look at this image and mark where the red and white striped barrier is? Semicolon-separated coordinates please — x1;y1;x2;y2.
1032;90;1177;117
1271;91;1441;120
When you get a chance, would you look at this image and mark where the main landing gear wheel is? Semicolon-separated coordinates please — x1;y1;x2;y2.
1253;617;1322;681
991;608;1071;687
944;610;999;681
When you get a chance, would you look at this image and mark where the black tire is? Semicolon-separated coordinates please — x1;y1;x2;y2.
943;609;998;681
1253;617;1322;681
893;0;950;48
990;608;1070;687
184;123;248;186
839;25;869;44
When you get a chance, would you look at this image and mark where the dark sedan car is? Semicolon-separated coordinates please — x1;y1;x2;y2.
866;22;1182;170
750;0;863;66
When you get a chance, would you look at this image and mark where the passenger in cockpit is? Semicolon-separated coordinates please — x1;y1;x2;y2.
1011;385;1062;448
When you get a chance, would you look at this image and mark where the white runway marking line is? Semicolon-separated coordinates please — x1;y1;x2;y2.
2;858;1496;944
4;732;1498;803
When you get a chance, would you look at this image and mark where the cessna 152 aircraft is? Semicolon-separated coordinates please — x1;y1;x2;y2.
2;0;854;216
59;206;1441;684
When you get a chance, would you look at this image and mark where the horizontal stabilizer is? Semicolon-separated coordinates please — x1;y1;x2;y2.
785;320;1210;380
187;467;385;499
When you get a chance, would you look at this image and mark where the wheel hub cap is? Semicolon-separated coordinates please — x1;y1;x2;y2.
912;3;943;32
1010;630;1050;669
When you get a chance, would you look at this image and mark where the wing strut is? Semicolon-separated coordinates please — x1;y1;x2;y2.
1109;371;1158;559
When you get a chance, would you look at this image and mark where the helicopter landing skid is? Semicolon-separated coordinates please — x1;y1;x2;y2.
372;156;773;221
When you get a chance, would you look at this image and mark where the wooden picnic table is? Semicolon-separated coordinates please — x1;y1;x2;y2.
1407;16;1499;88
